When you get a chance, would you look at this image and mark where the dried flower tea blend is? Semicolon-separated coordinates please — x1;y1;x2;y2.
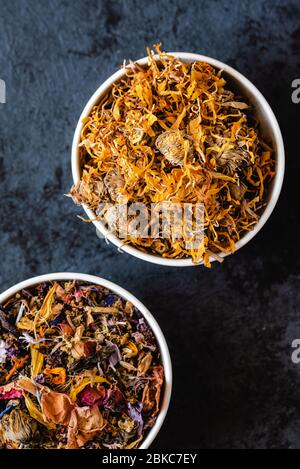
0;281;164;449
69;45;275;267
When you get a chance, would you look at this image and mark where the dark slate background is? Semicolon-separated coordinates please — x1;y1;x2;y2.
0;0;300;449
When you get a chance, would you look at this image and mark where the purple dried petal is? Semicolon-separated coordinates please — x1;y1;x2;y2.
137;318;157;351
104;388;127;413
34;374;46;385
105;340;121;369
103;293;118;306
5;345;19;359
50;312;65;326
132;332;144;344
127;402;144;436
38;282;51;297
133;378;145;394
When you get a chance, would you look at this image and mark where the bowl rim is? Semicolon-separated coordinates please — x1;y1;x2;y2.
71;51;285;267
0;272;172;449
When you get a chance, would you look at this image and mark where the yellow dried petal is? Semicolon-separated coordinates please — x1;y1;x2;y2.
69;376;110;401
24;394;55;430
30;346;44;378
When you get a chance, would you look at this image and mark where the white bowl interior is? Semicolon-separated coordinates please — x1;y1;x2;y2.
0;272;172;449
72;53;285;267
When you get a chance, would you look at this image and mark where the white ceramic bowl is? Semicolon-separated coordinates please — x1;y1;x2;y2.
0;272;172;449
72;52;285;266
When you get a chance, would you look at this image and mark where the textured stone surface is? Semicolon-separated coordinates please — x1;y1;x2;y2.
0;0;300;449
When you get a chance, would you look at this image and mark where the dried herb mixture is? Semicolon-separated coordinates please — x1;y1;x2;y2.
69;45;275;267
0;281;164;449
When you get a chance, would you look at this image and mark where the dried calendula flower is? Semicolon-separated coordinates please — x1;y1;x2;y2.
123;341;138;358
155;129;188;166
229;181;247;201
68;45;275;267
68;176;107;211
0;280;164;449
216;149;249;174
1;409;37;444
43;367;66;385
104;170;128;204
